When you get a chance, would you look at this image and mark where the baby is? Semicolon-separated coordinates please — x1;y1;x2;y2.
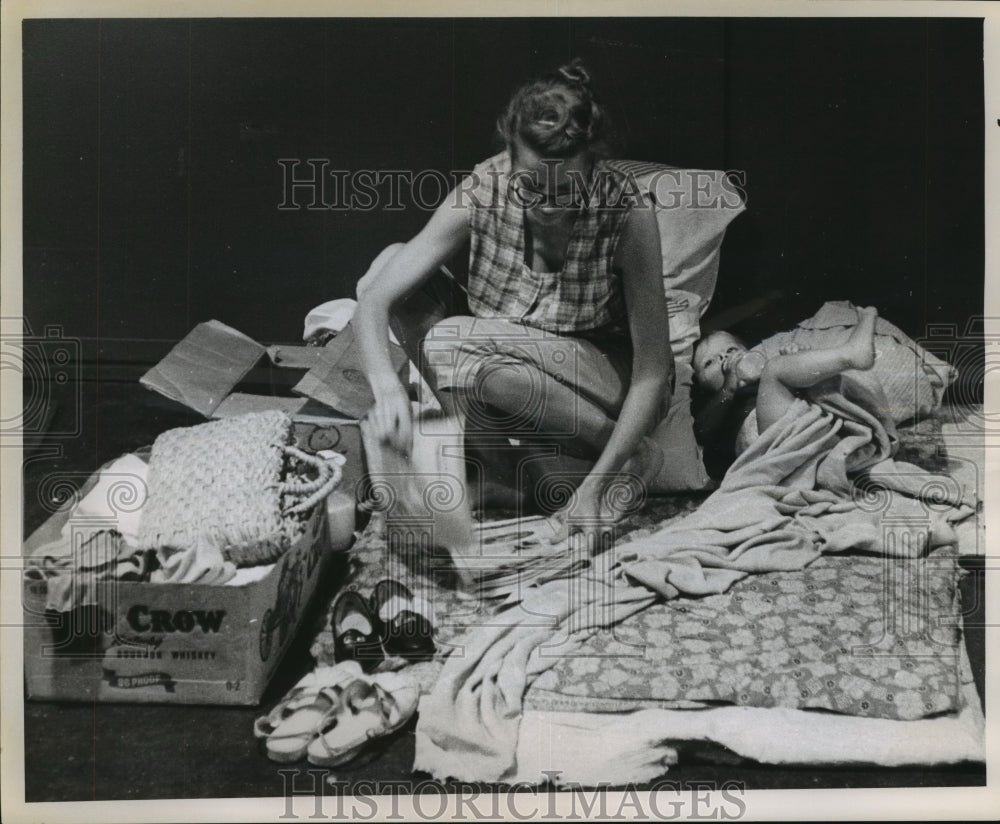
692;306;879;474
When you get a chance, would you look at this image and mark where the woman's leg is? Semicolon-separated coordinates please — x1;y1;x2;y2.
473;361;665;517
436;365;618;512
466;337;666;515
421;319;619;510
420;317;669;512
471;357;618;458
421;317;631;438
756;306;878;433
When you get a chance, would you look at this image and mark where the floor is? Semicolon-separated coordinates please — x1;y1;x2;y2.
18;381;987;801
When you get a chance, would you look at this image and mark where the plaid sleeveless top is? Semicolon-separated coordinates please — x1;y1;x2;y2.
466;152;644;334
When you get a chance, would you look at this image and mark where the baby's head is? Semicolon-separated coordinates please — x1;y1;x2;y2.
693;330;748;393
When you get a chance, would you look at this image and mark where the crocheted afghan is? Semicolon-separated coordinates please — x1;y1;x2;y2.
136;410;338;567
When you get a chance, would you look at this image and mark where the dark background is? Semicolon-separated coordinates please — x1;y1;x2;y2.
22;16;984;398
17;17;987;800
23;18;984;428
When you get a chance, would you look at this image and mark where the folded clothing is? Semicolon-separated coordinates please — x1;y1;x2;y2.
25;532;160;613
26;510;237;614
24;451;238;612
65;452;149;546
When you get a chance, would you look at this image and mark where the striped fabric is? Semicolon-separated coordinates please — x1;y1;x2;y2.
466;151;650;334
604;158;680;181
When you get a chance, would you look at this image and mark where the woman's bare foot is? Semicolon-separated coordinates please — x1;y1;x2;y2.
841;306;878;371
619;436;665;488
597;438;663;522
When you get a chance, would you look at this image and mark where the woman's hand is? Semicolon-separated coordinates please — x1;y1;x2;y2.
547;480;616;546
353;179;473;457
367;379;413;456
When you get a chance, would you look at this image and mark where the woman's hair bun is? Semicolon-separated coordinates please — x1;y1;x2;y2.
497;57;612;158
557;59;592;90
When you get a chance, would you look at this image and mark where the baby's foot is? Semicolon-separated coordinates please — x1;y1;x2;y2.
842;306;878;371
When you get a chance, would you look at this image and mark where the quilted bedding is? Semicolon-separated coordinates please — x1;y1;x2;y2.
525;549;965;721
309;406;981;780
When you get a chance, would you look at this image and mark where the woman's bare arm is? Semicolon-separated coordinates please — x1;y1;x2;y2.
353;182;471;453
584;200;672;487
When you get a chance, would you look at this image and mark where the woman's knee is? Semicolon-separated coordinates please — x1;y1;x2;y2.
418;315;480;391
356;242;406;300
419;317;537;400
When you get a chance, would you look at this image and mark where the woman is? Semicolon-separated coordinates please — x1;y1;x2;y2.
354;60;672;533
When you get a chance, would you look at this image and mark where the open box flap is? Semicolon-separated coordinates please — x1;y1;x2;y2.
140;320;267;417
212;392;357;424
265;344;326;371
293;321;408;420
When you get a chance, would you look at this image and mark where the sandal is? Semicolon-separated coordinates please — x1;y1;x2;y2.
254;686;341;763
305;671;419;768
253;662;363;763
370;579;436;661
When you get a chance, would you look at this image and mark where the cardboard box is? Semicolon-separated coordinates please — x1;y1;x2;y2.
23;483;338;706
21;318;381;705
138;319;409;499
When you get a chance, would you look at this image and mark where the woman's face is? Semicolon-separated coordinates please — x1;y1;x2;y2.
509;141;592;221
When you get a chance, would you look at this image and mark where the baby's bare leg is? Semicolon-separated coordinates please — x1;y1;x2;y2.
756;306;878;433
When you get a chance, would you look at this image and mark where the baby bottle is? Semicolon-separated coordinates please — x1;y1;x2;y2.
734;350;766;385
